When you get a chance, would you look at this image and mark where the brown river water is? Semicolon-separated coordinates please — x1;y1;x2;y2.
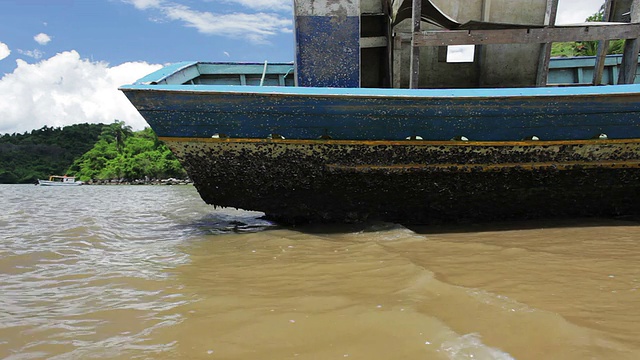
1;184;639;359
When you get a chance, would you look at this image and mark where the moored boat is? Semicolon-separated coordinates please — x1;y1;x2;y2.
120;0;640;224
38;175;83;186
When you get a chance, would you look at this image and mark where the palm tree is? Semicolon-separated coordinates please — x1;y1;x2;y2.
100;120;133;153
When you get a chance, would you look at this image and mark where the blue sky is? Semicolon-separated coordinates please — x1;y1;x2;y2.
0;0;294;75
0;0;603;134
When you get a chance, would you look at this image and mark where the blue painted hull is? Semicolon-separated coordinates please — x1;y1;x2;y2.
122;84;640;142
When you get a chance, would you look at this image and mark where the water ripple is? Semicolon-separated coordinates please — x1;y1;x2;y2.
0;184;272;359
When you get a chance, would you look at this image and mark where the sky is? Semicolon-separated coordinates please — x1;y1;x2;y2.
0;0;605;134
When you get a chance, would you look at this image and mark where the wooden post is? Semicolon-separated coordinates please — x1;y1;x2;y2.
477;0;492;86
409;0;421;89
393;34;403;88
384;0;393;88
618;0;640;84
593;0;615;85
536;0;559;86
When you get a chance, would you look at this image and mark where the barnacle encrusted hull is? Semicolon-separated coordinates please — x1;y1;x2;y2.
163;138;640;224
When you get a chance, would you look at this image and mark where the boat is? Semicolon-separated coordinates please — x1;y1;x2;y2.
38;175;83;186
120;0;640;224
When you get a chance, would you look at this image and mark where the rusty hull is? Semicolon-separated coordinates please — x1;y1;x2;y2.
162;137;640;224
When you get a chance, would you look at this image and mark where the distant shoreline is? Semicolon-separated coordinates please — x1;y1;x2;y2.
84;178;192;186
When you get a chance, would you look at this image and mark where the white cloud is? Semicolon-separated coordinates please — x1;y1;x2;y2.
220;0;291;12
556;0;603;24
126;0;163;10
123;0;292;44
0;51;162;134
17;49;45;60
34;33;52;45
0;42;10;61
163;5;291;43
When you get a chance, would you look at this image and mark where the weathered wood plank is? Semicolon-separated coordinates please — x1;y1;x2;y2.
410;23;640;47
393;35;402;88
619;39;640;83
593;0;615;85
385;1;393;89
619;0;640;84
360;36;388;48
536;0;559;86
409;0;421;89
477;0;492;86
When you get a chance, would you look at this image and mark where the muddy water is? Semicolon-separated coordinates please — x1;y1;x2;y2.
1;184;639;359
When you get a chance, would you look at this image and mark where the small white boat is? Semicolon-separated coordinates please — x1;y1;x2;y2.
38;175;83;186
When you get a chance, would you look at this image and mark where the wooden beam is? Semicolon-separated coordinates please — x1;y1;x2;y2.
593;0;615;85
409;0;421;89
410;23;640;47
360;36;388;48
618;0;640;84
536;0;559;86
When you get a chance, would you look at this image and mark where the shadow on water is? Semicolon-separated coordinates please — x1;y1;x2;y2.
175;203;640;238
176;213;393;237
175;211;281;236
259;215;640;236
279;221;404;235
184;214;640;237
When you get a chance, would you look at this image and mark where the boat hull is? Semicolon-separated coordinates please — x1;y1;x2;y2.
120;80;640;224
162;137;640;224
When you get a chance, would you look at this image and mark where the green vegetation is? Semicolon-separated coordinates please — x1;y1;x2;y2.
551;39;625;58
551;6;625;58
67;121;186;182
0;121;186;184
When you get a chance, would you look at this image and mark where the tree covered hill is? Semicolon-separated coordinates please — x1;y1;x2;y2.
0;123;104;183
0;121;186;184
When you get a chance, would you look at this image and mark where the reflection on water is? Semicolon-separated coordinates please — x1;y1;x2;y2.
0;184;639;359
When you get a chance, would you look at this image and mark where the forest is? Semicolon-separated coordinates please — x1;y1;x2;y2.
0;121;186;184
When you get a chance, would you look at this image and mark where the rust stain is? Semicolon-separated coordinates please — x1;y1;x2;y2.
326;160;640;172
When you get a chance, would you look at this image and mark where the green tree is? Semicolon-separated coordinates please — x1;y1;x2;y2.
552;5;625;57
68;126;187;182
100;120;133;153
